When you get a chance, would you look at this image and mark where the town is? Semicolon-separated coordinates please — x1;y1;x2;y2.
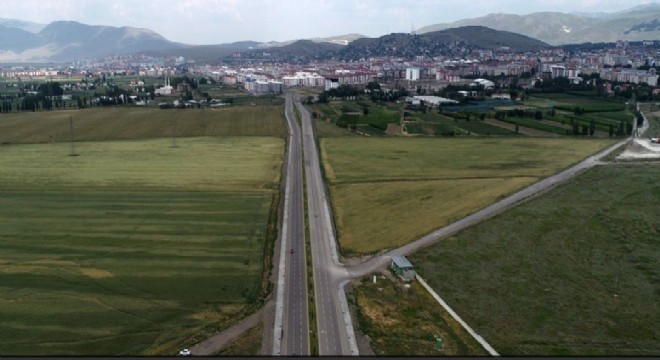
3;40;660;101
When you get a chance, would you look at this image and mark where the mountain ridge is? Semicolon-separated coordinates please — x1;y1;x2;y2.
418;4;660;45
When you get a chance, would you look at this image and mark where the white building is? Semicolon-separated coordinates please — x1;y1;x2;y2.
405;67;420;81
412;96;458;106
155;78;173;96
471;78;495;89
281;72;325;87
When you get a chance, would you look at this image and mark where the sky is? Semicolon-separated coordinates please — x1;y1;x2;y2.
2;0;659;45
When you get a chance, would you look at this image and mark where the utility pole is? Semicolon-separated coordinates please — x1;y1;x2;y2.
69;116;78;156
171;117;178;148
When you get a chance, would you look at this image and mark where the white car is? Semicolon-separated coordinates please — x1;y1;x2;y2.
179;348;191;356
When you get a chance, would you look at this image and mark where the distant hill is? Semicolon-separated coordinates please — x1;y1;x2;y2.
229;40;344;63
0;20;185;62
0;18;45;33
339;26;548;61
0;18;364;63
418;4;660;45
257;33;366;48
144;41;263;64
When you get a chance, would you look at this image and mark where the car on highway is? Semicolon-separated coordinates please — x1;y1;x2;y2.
179;348;191;356
290;248;295;254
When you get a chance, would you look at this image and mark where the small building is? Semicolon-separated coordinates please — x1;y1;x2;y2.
391;256;416;281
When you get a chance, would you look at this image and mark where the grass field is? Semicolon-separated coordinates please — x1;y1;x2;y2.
409;165;660;355
352;275;487;356
0;138;283;192
0;137;284;355
0;106;287;144
320;138;616;254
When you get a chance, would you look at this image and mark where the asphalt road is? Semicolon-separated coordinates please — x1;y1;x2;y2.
274;93;309;356
293;94;357;355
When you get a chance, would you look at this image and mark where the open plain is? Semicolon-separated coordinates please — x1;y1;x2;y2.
408;165;660;355
0;136;284;355
320;137;616;254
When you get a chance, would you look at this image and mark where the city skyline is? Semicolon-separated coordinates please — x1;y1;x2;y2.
1;0;659;45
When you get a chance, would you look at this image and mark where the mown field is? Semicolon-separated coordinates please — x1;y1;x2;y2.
0;106;287;144
320;138;616;254
352;275;487;356
0;137;284;355
409;165;660;355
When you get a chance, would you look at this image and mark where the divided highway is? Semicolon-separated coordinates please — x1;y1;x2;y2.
273;93;309;356
294;94;358;356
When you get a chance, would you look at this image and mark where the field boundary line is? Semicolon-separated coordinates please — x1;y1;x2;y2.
416;275;499;356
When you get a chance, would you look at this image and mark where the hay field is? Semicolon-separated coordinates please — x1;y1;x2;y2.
320;138;615;254
0;137;283;192
409;165;660;355
0;137;284;355
0;106;287;144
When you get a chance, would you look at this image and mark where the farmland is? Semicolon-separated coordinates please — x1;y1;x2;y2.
0;137;284;355
320;137;616;254
309;93;633;138
0;106;287;144
409;165;660;355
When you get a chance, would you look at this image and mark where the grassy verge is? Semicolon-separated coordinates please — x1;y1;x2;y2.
409;165;660;355
352;275;488;356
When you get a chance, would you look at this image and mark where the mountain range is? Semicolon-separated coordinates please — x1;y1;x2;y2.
2;4;660;63
417;3;660;45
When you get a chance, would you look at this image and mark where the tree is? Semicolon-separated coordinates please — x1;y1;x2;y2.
366;82;381;91
589;119;596;136
534;110;543;120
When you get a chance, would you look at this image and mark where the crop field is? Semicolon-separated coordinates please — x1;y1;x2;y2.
409;165;660;355
320;138;616;254
352;275;487;356
528;93;626;113
0;106;287;144
407;112;517;136
0;137;284;355
310;100;401;131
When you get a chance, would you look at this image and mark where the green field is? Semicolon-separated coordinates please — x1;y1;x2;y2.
0;106;287;145
0;137;284;355
409;165;660;355
320;138;616;254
